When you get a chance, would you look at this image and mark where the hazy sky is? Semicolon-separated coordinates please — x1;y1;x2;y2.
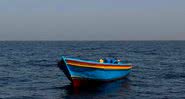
0;0;185;40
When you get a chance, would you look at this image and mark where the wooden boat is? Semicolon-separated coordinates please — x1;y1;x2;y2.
57;56;132;87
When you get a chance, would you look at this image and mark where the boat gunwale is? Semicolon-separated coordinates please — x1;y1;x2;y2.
66;57;132;66
65;57;132;70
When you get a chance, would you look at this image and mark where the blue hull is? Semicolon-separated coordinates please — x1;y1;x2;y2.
58;57;132;83
68;65;131;81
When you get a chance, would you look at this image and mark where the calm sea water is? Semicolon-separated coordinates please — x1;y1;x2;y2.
0;41;185;99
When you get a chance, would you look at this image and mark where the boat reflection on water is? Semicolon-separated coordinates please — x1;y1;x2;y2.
61;78;131;99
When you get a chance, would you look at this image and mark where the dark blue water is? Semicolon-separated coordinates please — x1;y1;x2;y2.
0;41;185;99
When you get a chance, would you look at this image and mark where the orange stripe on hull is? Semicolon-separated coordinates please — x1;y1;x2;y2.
66;60;132;70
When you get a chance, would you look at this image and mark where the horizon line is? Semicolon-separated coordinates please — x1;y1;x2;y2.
0;40;185;42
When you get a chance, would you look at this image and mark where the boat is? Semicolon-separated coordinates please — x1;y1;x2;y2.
57;56;132;87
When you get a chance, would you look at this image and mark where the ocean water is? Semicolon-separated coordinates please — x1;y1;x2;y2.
0;41;185;99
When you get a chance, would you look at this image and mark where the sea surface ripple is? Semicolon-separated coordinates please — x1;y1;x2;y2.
0;41;185;99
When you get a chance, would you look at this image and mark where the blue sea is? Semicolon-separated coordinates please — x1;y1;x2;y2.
0;41;185;99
